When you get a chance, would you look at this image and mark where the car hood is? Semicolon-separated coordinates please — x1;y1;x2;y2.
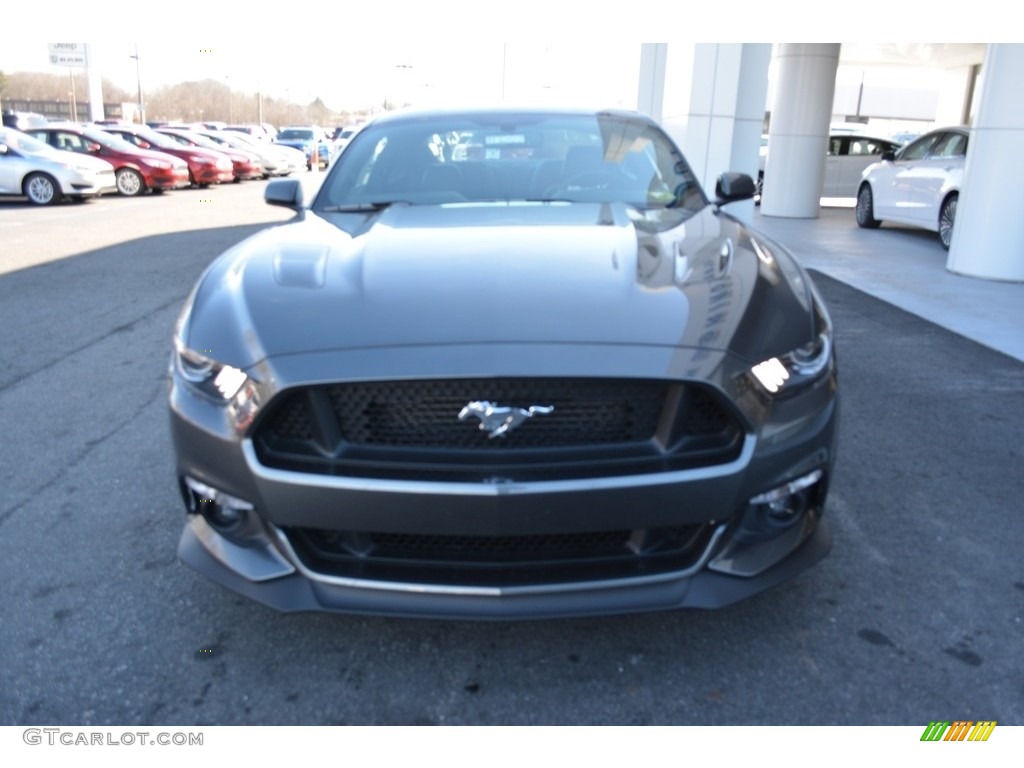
31;148;114;173
102;145;184;166
182;202;815;369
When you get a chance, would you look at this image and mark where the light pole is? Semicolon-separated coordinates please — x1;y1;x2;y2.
395;64;413;108
129;44;145;124
225;75;233;124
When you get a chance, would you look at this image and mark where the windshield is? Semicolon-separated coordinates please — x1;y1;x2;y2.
278;129;315;141
82;127;139;151
131;127;180;149
0;128;56;155
314;112;704;211
173;131;222;150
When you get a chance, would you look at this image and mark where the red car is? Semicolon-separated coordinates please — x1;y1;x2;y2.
155;128;263;182
26;123;190;196
101;124;235;187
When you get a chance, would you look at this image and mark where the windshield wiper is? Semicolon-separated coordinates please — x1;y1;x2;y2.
319;201;410;213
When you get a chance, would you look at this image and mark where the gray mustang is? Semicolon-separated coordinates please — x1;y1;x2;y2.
168;106;839;619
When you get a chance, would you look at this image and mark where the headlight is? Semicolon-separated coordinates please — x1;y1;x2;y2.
173;338;248;401
190;155;214;164
145;159;172;170
750;292;833;395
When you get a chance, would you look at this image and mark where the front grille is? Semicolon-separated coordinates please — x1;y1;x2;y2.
254;377;744;481
285;523;715;587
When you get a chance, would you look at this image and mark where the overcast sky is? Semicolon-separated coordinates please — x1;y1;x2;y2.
0;40;643;112
1;5;1007;113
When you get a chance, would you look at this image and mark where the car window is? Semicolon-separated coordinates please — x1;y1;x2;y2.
931;132;967;158
898;133;940;161
847;138;892;156
54;132;87;152
829;137;843;156
7;130;55;154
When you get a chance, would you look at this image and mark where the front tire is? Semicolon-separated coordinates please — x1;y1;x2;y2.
939;193;958;250
24;173;61;205
856;184;881;229
115;168;145;197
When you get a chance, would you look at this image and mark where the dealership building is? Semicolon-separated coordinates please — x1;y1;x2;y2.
634;43;1021;285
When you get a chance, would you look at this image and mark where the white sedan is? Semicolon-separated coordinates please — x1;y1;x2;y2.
0;127;116;205
855;127;967;249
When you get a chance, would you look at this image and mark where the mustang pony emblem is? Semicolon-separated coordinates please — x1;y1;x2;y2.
458;401;555;438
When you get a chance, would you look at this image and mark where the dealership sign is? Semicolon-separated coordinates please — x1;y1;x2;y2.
47;43;87;68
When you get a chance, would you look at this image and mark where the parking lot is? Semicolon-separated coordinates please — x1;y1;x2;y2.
1;178;1022;725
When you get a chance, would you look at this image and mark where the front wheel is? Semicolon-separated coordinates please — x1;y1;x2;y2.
938;193;958;250
24;173;61;205
115;168;145;197
855;184;881;229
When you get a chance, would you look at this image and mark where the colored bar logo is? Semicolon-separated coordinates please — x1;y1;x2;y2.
920;721;997;741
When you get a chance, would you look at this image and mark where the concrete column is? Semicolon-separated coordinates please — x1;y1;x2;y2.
680;43;772;224
85;44;105;122
761;44;840;218
947;44;1024;281
636;44;668;123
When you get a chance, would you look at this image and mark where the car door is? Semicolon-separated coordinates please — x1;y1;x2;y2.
910;131;966;225
0;142;25;193
822;136;845;197
872;132;941;223
838;137;897;198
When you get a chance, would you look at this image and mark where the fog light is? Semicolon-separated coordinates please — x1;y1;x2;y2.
750;470;822;517
182;476;254;533
729;468;824;544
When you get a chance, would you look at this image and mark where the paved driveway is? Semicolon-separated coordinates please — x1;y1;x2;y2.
1;185;1021;725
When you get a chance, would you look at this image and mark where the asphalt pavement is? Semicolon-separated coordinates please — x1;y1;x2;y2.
1;182;1021;725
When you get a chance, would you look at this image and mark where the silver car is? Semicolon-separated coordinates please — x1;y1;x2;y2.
0;127;116;205
169;107;839;619
207;130;303;177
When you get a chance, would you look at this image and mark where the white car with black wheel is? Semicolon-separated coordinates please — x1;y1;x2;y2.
855;126;967;250
0;127;116;205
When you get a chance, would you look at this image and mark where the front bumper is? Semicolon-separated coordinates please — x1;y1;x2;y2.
191;165;235;185
178;512;831;619
63;170;116;196
149;169;191;190
232;161;264;180
169;342;839;619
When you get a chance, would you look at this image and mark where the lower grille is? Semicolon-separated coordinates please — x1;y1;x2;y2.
285;524;715;587
254;377;744;481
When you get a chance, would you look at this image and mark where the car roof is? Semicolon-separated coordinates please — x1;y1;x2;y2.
366;106;650;126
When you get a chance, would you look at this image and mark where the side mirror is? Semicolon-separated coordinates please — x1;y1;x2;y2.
265;178;303;210
87;142;101;152
881;151;896;162
715;172;756;205
137;140;151;149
